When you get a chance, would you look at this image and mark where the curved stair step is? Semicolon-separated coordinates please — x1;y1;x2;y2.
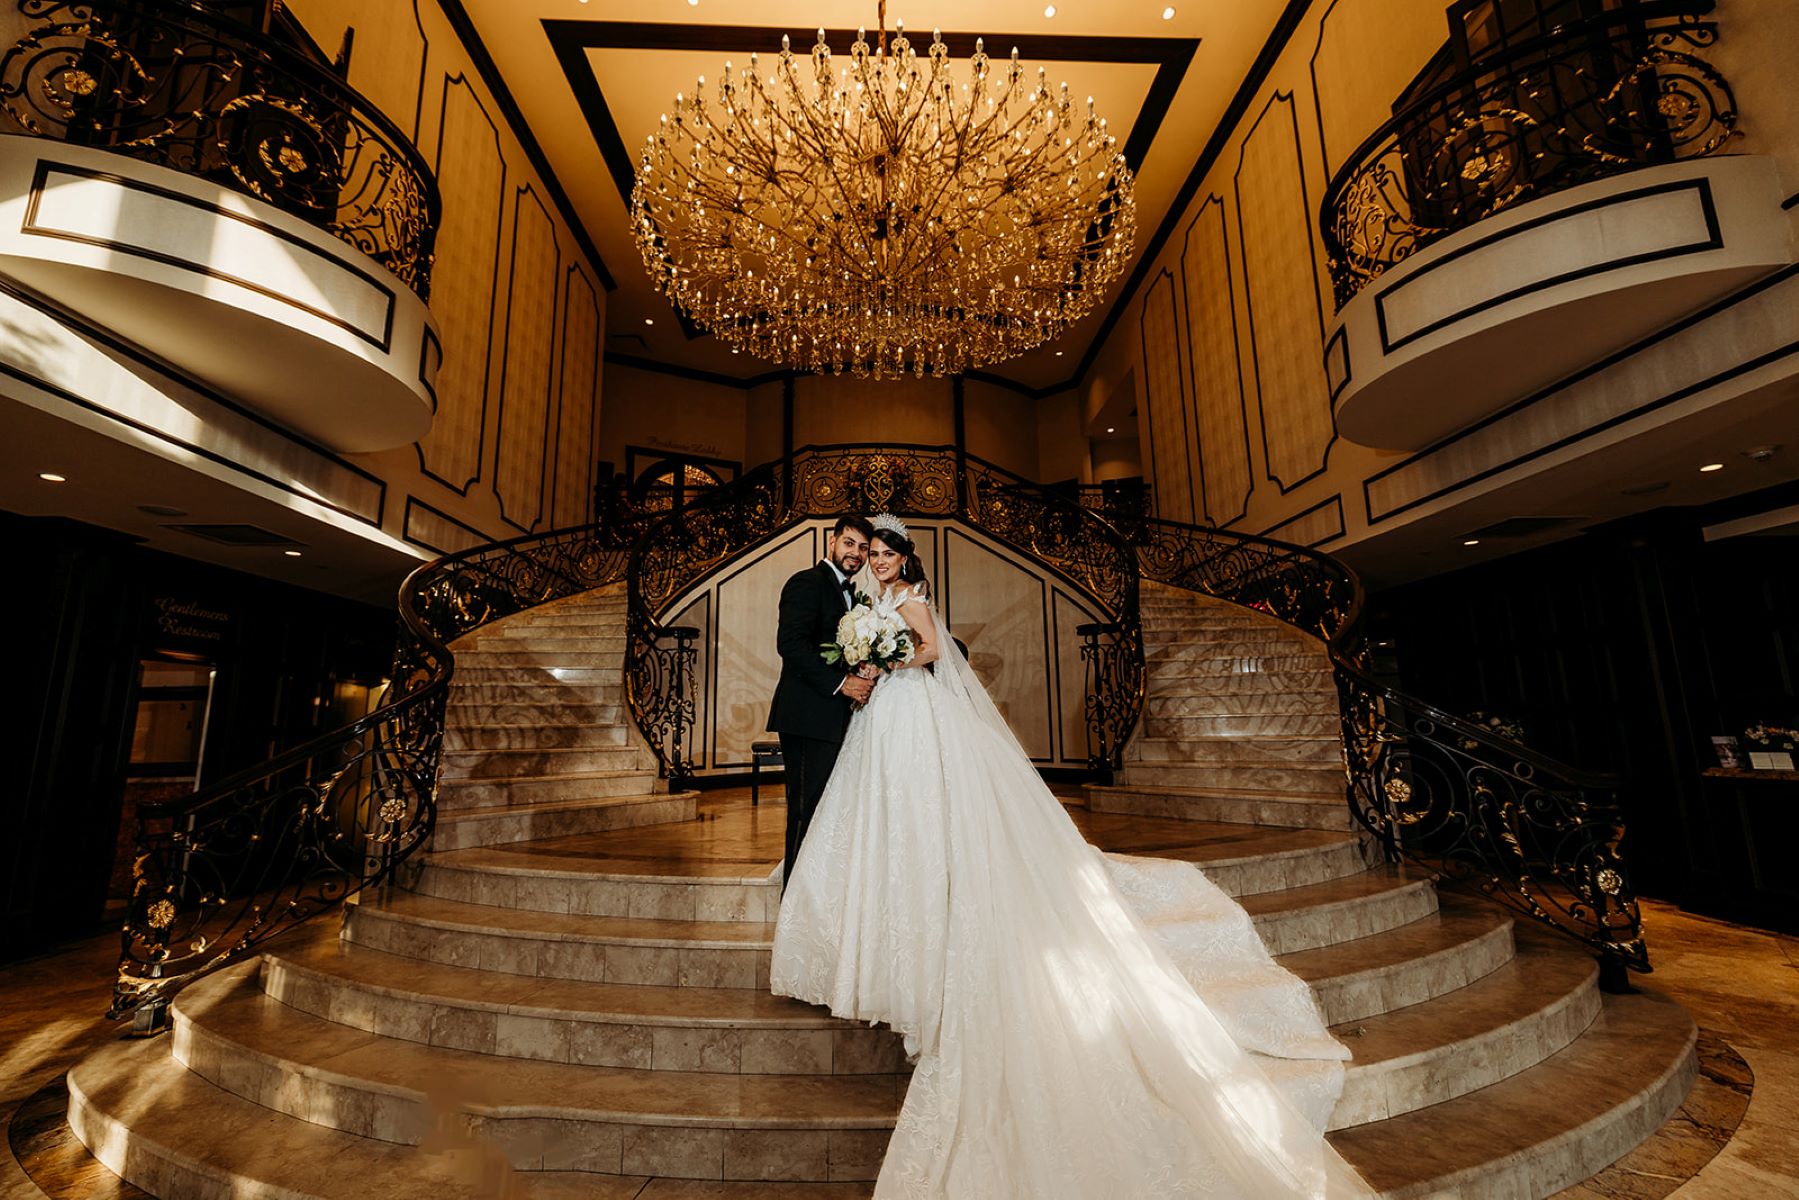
1232;868;1437;955
1143;711;1341;738
1331;989;1697;1199
445;721;630;751
1326;939;1601;1129
1089;781;1353;831
262;943;908;1074
170;967;902;1181
440;745;657;781
433;793;694;853
1284;898;1517;1025
437;769;670;811
449;681;625;705
1129;733;1345;766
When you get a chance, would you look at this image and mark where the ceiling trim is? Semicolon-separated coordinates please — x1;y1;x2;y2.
548;18;1198;355
439;0;617;290
606;350;789;390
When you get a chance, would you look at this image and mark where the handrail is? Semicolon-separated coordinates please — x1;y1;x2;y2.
0;0;440;295
1128;513;1648;984
1319;0;1735;307
109;517;642;1026
623;444;1144;781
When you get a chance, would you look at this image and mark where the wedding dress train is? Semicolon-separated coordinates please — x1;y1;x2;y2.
770;588;1374;1199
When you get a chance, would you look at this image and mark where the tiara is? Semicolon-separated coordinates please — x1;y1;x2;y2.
870;512;909;540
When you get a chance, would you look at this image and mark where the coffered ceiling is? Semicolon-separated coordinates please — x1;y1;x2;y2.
453;0;1297;390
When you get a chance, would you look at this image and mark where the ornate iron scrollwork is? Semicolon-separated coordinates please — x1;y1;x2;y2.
624;445;1144;782
1132;514;1648;983
0;0;439;295
111;519;641;1024
1319;1;1736;307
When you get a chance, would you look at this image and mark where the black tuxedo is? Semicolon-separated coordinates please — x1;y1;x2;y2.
767;560;855;884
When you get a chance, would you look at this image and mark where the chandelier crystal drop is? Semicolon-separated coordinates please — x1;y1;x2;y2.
630;18;1136;379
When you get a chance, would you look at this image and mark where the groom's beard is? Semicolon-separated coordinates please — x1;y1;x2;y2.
832;551;864;575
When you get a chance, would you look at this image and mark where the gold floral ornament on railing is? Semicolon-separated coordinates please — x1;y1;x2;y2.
630;8;1135;378
0;0;439;296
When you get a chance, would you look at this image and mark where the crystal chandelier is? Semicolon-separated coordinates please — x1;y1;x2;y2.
630;10;1136;379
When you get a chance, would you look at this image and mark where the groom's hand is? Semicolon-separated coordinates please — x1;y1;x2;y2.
842;674;875;704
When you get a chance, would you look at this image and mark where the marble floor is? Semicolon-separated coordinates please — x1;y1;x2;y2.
3;788;1796;1198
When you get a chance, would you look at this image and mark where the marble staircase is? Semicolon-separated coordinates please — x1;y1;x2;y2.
63;582;1698;1199
1091;581;1356;830
432;586;695;852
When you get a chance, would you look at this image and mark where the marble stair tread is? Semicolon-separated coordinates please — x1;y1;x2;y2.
1277;901;1517;1024
440;746;657;779
437;769;668;808
1325;943;1601;1128
1330;989;1698;1198
429;793;695;854
426;843;780;883
1232;866;1431;920
1136;672;1337;695
266;941;862;1027
173;970;907;1129
1100;777;1347;802
67;1038;625;1200
444;723;631;750
1089;784;1354;832
354;890;779;949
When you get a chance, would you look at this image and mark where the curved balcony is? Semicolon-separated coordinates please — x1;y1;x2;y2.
1316;3;1790;451
0;0;441;452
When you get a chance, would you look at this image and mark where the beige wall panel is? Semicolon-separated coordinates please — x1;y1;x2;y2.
745;382;786;471
553;270;600;527
944;531;1053;761
600;365;748;471
1236;95;1334;492
793;377;954;448
1140;273;1196;524
1053;590;1101;762
964;379;1040;478
710;528;819;767
1035;389;1088;485
417;77;504;492
1181;197;1253;524
1308;0;1448;176
495;191;560;529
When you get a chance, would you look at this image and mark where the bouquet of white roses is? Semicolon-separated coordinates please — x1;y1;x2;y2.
821;601;914;676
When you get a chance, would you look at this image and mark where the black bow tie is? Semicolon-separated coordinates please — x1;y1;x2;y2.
839;579;855;598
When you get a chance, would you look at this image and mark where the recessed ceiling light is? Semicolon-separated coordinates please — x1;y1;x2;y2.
687;0;698;6
1699;462;1724;472
1162;5;1175;17
1055;350;1064;356
1462;538;1480;546
644;317;655;326
1105;426;1116;434
284;550;303;557
139;503;188;517
1044;4;1056;15
38;472;66;483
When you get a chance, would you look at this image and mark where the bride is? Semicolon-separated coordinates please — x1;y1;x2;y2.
771;514;1375;1200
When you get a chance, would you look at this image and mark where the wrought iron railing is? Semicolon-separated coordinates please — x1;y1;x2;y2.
0;0;438;296
110;519;638;1027
1129;515;1648;985
625;444;1144;780
1320;1;1736;307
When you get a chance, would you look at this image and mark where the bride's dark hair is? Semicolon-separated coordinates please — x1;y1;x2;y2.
870;529;927;589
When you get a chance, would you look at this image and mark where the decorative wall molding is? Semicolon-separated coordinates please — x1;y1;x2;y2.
1179;194;1254;526
1259;493;1344;546
415;73;507;495
401;495;488;555
553;267;602;528
494;186;563;532
1233;90;1336;495
1140;270;1198;524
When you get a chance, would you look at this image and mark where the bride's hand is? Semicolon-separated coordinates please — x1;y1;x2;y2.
856;663;881;680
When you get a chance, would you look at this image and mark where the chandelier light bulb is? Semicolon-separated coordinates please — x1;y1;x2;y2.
1044;4;1056;15
1162;5;1175;17
629;22;1136;379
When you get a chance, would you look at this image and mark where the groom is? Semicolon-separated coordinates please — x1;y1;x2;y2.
768;515;877;886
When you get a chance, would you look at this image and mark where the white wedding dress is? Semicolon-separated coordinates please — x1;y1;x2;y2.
771;586;1375;1199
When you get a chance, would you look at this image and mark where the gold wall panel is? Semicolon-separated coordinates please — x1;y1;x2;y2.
495;189;561;529
553;269;601;528
1235;94;1334;492
1140;272;1196;524
1180;196;1252;525
416;76;505;492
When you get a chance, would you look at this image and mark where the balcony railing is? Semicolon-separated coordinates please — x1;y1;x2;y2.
0;0;438;296
1320;1;1736;308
